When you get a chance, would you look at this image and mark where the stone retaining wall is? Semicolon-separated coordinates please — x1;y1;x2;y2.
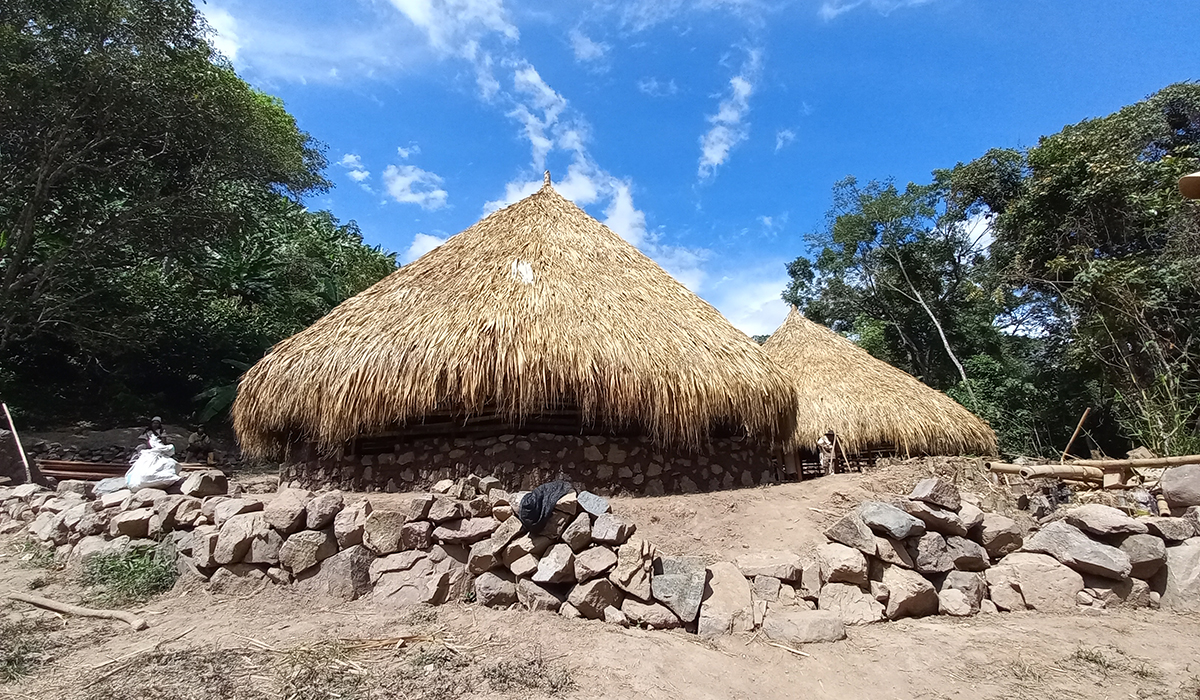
280;433;778;496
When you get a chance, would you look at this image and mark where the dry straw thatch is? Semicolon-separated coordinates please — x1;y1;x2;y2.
234;174;797;458
763;307;997;456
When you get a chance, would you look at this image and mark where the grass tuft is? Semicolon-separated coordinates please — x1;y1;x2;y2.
0;617;61;683
82;542;178;606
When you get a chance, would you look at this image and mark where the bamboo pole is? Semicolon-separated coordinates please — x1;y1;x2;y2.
2;402;32;484
1066;455;1200;469
1018;464;1104;481
984;461;1024;475
1060;407;1091;463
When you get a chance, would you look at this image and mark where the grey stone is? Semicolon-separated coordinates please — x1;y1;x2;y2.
400;521;434;551
180;470;228;498
1162;538;1200;612
214;499;263;528
216;512;280;565
333;499;372;548
650;555;706;622
987;552;1083;612
109;507;155;539
979;513;1023;559
568;577;622;619
874;537;916;569
1023;520;1132;579
938;588;973;617
56;479;94;499
870;580;889;604
433;517;499;545
279;528;338;573
818;542;868;586
881;565;938;620
131;488;168;509
209;564;267;594
532;543;576;584
474;571;517;607
295;545;375;600
824;511;877;555
465;496;491;518
735;550;802;582
406;493;436;520
1162;464;1200;511
817;582;885;625
1142;516;1196;542
75;508;111;537
909;477;961;511
621;599;683;629
610;538;655;600
502;534;552;564
899;499;968;537
559;602;582;619
561;512;592;552
752;575;781;602
99;489;132;510
467;517;523;575
762;610;846;644
263;488;311;534
697;561;753;637
153;494;202;530
192;529;220;568
305;491;344;530
477;476;501;494
363;510;407;555
516;578;564;612
427;496;466;523
1065;503;1149;536
603;605;629;627
945;535;990;572
859;501;926;540
592;513;635;545
913;532;953;575
979;599;998;614
1083;574;1149;609
509;553;539;578
958;502;984;533
577;491;611;516
574;546;618;582
1117;533;1167;580
941;571;986;611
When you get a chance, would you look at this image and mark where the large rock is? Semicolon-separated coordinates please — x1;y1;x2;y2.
401;521;434;551
474;571;517;607
209;563;267;594
1065;504;1149;536
938;589;973;617
109;507;155;539
516;579;565;612
697;562;753;637
986;552;1083;612
57;479;94;499
467;518;522;575
1162;465;1200;511
610;538;655;600
651;555;706;622
371;549;469;607
99;489;132;510
818;542;868;586
979;513;1023;559
305;491;344;530
621;600;682;629
762;610;846;644
958;502;984;533
568;577;622;619
153;494;202;530
824;511;876;555
427;496;466;523
1023;520;1132;579
881;565;938;620
574;546;618;581
913;532;953;575
406;493;436;520
899;499;968;537
752;575;781;602
192;528;220;568
560;512;592;552
941;571;986;612
1083;574;1150;609
214;499;263;528
433;517;499;545
592;513;635;545
295;545;375;600
859;501;926;540
1116;533;1167;580
909;478;961;511
874;537;916;569
333;499;372;548
577;491;610;517
532;543;576;584
263;488;311;534
363;510;407;555
735;550;802;582
1162;538;1200;612
180;470;228;498
216;512;281;565
279;528;338;573
817;582;884;625
1141;516;1196;543
945;535;989;572
502;534;552;564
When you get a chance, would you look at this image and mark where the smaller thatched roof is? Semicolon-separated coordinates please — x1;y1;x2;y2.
233;174;797;458
764;307;997;456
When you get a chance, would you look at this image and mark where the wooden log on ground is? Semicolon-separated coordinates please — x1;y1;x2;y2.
8;591;148;630
984;462;1024;475
1065;455;1200;469
1018;464;1104;481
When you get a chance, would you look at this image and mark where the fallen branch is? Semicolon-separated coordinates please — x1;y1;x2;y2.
767;641;811;658
7;591;147;631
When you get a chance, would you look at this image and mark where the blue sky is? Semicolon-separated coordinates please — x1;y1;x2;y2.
200;0;1200;335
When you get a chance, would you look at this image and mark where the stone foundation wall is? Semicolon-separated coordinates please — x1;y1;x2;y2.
279;433;779;496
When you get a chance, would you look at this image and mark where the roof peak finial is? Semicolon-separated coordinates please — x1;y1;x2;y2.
543;170;551;187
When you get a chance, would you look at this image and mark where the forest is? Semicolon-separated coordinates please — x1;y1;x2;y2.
2;1;1198;458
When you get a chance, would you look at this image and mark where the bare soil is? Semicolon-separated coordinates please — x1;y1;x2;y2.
4;461;1200;699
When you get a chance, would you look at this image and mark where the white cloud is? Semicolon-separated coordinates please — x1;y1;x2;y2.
338;153;371;183
637;77;679;97
382;165;449;209
818;0;936;20
603;182;647;247
569;29;610;64
698;49;762;179
203;8;241;60
396;144;422;159
401;233;449;264
388;0;518;53
775;128;795;151
705;267;791;336
964;212;994;254
618;0;763;32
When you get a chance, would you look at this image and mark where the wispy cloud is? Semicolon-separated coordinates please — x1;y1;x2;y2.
338;153;371;182
383;165;449;209
387;0;518;53
401;232;449;264
204;8;240;60
396;143;421;159
569;28;610;64
818;0;936;20
637;77;679;97
698;48;762;180
775;128;795;151
706;263;792;335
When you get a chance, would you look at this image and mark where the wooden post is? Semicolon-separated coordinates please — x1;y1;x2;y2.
2;402;32;484
1157;494;1172;517
1060;407;1091;463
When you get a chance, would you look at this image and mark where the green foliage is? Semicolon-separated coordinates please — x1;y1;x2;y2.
82;543;178;605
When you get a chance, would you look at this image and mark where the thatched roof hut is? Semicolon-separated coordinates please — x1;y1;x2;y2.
234;174;797;460
763;307;997;456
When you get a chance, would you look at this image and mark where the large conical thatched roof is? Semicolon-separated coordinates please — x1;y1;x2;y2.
763;307;997;456
234;175;797;458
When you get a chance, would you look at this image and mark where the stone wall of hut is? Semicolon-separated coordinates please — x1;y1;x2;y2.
279;433;779;496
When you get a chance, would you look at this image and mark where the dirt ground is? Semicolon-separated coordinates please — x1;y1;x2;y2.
4;462;1200;700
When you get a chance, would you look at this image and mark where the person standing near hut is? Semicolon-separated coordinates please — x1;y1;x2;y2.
817;430;837;475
